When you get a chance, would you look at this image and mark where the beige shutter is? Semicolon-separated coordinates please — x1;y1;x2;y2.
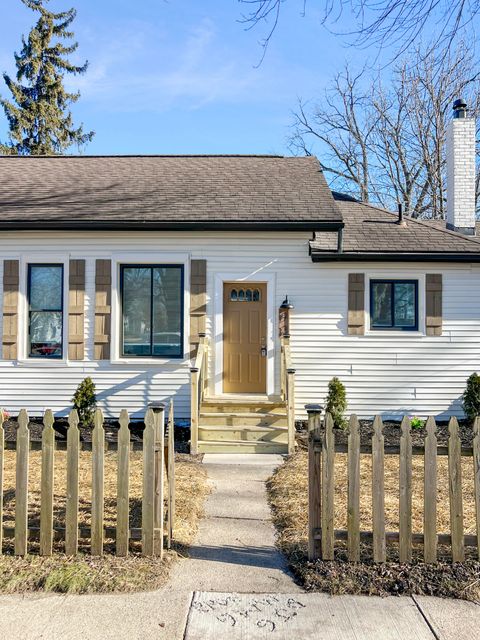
68;259;85;360
348;273;365;335
426;274;442;336
2;260;19;359
190;259;207;357
94;259;111;359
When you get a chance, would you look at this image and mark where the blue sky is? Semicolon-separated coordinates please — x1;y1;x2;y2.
0;0;378;154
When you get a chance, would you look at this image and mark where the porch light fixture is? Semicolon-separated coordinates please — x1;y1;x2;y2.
280;295;294;310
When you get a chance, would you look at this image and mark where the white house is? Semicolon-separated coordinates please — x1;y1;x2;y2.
0;100;479;453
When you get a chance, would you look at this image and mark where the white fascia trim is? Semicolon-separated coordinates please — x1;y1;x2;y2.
110;251;191;365
213;271;277;397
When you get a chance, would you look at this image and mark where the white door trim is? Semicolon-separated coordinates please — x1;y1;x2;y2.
213;271;276;397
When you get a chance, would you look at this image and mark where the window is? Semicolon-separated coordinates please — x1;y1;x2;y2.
28;264;64;358
120;265;184;357
370;280;418;331
229;287;261;302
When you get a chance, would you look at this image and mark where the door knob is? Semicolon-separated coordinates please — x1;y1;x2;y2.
260;346;267;357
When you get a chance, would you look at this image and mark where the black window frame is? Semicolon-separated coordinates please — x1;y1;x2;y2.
120;264;185;359
27;263;64;359
370;279;419;331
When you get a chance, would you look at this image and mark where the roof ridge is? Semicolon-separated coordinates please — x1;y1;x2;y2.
0;153;290;159
334;192;480;248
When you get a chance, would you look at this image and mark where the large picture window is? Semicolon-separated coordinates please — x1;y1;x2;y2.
370;280;418;331
28;264;64;358
120;265;184;358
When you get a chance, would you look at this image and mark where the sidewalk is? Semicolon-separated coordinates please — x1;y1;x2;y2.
0;454;478;640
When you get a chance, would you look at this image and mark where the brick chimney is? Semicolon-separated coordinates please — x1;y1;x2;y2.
446;98;476;235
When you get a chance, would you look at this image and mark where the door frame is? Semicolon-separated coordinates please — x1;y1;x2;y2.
213;271;276;397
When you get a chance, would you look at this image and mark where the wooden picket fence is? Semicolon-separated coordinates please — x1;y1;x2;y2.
306;407;480;563
0;401;176;557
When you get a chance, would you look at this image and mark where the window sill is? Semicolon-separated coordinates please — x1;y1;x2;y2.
364;331;425;338
109;358;190;366
16;358;69;367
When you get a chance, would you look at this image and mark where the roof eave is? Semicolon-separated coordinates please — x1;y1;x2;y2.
310;251;480;262
0;220;344;232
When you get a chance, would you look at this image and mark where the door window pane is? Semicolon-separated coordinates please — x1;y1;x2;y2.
121;265;183;357
28;264;63;358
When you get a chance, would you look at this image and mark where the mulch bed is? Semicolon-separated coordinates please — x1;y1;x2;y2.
296;418;474;449
2;416;193;454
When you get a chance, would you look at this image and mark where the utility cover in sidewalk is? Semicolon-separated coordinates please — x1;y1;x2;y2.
184;591;435;639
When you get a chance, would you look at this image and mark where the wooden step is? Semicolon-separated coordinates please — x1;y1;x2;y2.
199;412;287;427
199;425;288;444
197;439;288;454
200;401;286;414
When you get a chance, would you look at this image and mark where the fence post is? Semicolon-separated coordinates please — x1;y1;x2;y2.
116;409;130;557
347;414;361;562
167;400;175;550
91;408;105;556
0;409;4;556
306;404;322;561
448;417;464;562
66;409;80;556
190;367;199;455
474;417;480;561
399;415;412;563
424;416;438;563
321;412;335;560
287;369;296;455
15;409;29;556
149;402;165;559
142;408;156;556
372;415;386;563
40;409;55;556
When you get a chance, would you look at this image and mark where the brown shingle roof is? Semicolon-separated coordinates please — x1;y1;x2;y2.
310;193;480;258
0;155;342;228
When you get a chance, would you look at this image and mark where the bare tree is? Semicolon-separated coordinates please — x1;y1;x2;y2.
290;45;480;218
239;1;480;58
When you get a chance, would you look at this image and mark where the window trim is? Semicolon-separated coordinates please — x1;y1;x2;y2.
27;263;64;359
119;263;185;359
369;279;418;332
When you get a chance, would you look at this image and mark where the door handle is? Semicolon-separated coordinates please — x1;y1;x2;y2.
260;346;267;357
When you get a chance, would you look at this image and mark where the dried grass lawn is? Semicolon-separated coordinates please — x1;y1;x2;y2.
0;451;209;594
268;450;480;602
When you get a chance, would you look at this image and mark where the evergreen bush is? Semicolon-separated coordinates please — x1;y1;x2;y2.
463;372;480;424
325;376;347;429
72;377;96;427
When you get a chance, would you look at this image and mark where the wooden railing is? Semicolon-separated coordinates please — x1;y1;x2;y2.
190;333;209;455
306;406;480;563
0;402;175;557
281;335;296;455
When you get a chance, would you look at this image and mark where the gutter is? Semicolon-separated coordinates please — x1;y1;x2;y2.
311;251;480;263
0;220;345;232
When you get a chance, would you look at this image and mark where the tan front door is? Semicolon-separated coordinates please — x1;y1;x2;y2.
223;282;267;393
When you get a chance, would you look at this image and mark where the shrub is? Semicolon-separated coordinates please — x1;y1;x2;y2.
410;416;425;430
325;377;347;429
463;372;480;424
72;377;97;427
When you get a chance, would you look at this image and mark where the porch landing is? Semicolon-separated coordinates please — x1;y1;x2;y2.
197;396;289;454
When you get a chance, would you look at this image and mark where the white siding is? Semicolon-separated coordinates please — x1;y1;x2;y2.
0;230;479;420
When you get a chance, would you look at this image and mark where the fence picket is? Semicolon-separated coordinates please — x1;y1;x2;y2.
372;415;386;563
40;409;55;556
424;416;438;563
142;408;156;556
321;412;335;560
15;409;29;556
472;417;480;560
0;408;4;555
91;408;105;556
347;414;360;562
307;405;322;561
167;400;175;550
116;409;130;557
448;417;464;562
399;415;412;563
65;410;80;555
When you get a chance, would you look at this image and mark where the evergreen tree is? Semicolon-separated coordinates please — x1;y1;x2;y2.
0;0;94;155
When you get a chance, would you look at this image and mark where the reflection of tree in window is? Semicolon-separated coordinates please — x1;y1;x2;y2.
372;282;391;326
238;289;245;301
230;289;238;301
253;289;260;301
28;265;63;358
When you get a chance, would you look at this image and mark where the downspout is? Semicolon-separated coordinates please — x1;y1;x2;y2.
337;227;344;253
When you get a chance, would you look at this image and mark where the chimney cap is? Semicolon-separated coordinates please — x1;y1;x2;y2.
453;98;468;118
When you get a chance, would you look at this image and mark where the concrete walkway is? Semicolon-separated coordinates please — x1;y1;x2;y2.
0;454;478;640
